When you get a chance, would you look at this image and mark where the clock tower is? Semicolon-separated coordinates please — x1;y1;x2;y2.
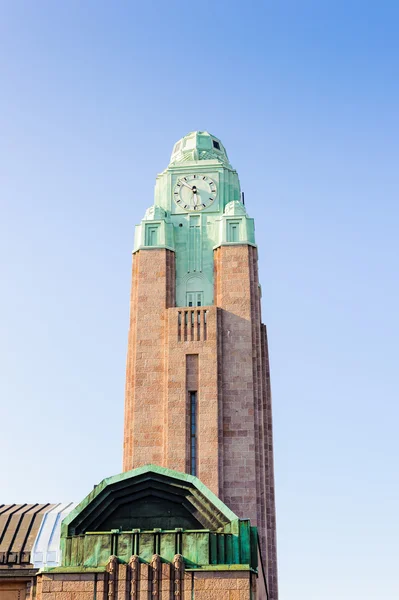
123;131;278;600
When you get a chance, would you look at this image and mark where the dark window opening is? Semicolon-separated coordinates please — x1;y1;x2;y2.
190;391;197;476
213;140;221;150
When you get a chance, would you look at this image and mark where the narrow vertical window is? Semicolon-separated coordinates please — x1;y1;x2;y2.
145;224;159;246
189;391;197;476
227;220;241;243
186;291;203;307
189;215;201;272
177;311;182;342
191;311;195;337
186;354;198;475
184;311;188;341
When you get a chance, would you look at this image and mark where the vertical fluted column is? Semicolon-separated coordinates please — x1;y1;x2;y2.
129;555;140;599
173;554;184;598
106;555;118;600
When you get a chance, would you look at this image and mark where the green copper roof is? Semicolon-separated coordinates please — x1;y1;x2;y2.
56;466;258;571
61;465;238;537
169;131;232;168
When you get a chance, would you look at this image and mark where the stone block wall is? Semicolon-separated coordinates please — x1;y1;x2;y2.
36;572;105;600
214;244;278;600
123;248;175;470
164;306;220;494
36;557;256;600
214;245;258;528
0;579;32;600
122;244;278;599
186;571;255;600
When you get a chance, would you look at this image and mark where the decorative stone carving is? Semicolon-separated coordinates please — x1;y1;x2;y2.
173;554;184;597
129;555;140;598
106;555;118;600
150;553;161;598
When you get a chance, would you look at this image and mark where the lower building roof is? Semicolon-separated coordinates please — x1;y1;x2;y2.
0;503;76;572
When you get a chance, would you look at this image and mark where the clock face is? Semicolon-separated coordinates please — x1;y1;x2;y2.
173;175;217;211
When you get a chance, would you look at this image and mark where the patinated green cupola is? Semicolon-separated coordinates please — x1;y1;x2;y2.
133;131;256;307
169;131;232;167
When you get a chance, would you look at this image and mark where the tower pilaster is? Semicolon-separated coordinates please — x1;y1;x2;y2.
123;248;175;471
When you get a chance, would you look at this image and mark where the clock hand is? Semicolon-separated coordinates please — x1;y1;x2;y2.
180;180;193;190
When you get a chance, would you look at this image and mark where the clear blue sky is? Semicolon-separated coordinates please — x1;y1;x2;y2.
1;2;398;598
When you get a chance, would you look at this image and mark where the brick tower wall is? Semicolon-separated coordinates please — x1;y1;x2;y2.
261;323;278;600
214;244;278;600
123;250;221;496
123;248;175;470
164;305;221;495
123;244;278;600
214;245;259;528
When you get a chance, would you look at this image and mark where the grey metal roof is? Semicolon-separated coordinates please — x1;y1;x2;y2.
0;503;76;571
